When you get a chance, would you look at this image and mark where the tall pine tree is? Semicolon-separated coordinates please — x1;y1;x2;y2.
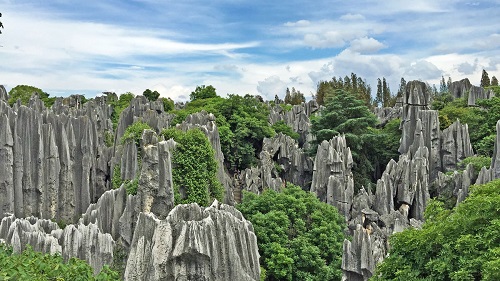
491;76;498;86
376;78;383;107
481;69;491;87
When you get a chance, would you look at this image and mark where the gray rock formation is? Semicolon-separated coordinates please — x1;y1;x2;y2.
449;78;472;99
124;201;260;281
468;85;495;106
440;119;474;172
238;133;313;198
0;85;7;101
398;80;431;154
115;96;174;146
0;214;115;274
268;100;319;147
311;135;354;219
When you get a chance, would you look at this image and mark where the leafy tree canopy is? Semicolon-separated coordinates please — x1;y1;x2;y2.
311;89;388;188
272;120;300;141
284;87;306;105
172;94;275;172
237;184;346;281
143;89;160;102
190;85;218;101
315;73;372;107
162;128;223;206
373;179;500;281
8;85;55;108
0;244;119;280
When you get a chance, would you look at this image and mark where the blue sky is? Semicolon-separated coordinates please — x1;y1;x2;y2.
0;0;499;101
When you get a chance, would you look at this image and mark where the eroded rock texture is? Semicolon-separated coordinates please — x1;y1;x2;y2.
0;214;115;274
125;201;260;281
0;95;107;222
311;135;354;219
449;78;472;99
468;85;495;106
238;133;314;196
268;100;319;148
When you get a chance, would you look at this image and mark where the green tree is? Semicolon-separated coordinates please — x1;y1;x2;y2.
0;244;119;280
315;74;372;108
316;81;334;105
481;69;491;87
8;85;55;107
171;94;274;172
190;85;217;101
271;120;300;140
375;78;383;107
284;87;305;105
373;179;500;281
491;76;499;86
162;128;223;206
382;78;393;107
160;97;174;112
237;184;346;281
143;89;160;101
396;77;406;99
439;75;448;93
311;89;379;188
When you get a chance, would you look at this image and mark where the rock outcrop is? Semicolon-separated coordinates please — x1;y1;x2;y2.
0;214;115;274
468;85;494;106
238;133;313;197
268;100;319;147
311;135;354;219
124;201;260;281
449;78;472;99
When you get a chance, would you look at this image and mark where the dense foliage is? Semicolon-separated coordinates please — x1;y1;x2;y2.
162;128;223;206
271;120;300;140
434;94;500;157
373;179;500;280
237;185;346;281
190;85;217;101
315;73;372;107
284;87;305;105
0;244;119;280
142;88;160;101
172;93;274;172
312;89;400;188
120;121;153;147
8;84;56;107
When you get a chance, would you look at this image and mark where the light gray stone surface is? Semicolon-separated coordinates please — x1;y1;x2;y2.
125;201;260;281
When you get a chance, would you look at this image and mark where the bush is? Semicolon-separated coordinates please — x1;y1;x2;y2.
162;128;223;206
373;179;500;280
237;185;346;280
120;121;153;147
0;244;119;280
271;120;300;140
8;85;56;108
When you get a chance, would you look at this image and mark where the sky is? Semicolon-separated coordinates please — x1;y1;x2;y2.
0;0;499;101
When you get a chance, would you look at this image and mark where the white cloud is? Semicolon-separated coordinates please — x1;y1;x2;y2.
349;37;386;53
279;18;385;49
340;13;365;21
457;59;479;75
404;60;443;81
256;75;288;100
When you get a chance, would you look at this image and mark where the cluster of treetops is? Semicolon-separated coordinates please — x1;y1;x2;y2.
3;68;500;280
